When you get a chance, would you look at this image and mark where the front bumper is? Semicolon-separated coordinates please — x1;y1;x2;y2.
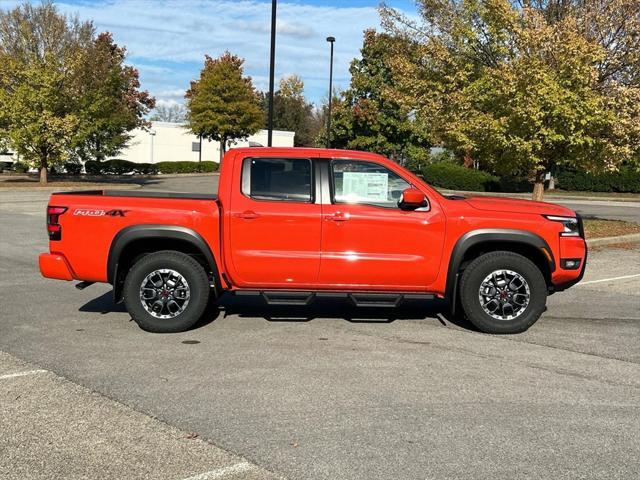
551;236;588;291
39;253;74;281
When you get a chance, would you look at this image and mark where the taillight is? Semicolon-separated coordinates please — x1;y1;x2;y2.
47;206;67;240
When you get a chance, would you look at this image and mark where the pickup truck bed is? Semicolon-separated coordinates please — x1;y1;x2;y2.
56;190;218;200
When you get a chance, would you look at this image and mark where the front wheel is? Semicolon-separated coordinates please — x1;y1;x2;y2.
459;251;547;334
123;250;210;333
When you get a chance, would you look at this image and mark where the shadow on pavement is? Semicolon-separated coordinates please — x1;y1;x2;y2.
79;290;477;331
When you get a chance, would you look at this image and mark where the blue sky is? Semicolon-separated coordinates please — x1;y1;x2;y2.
0;0;417;109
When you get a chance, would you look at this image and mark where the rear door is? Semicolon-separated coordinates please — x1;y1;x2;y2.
227;156;322;287
318;158;445;290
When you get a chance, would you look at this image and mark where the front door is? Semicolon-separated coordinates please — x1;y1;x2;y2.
228;156;322;287
318;159;445;290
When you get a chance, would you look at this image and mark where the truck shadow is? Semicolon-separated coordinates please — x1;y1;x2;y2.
217;293;476;330
80;291;476;331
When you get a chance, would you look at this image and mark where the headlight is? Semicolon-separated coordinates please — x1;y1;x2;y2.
544;215;580;237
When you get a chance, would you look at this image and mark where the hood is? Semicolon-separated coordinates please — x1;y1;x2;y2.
463;195;575;217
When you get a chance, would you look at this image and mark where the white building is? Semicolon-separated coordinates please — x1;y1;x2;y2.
120;122;295;164
0;122;295;166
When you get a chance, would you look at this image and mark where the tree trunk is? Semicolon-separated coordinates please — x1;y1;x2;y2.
548;174;555;190
39;156;48;185
219;137;226;165
463;149;473;168
532;172;545;201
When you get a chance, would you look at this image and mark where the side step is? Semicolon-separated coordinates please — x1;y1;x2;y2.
234;290;434;307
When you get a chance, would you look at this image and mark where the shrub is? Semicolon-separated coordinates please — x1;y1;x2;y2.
84;160;102;175
101;159;138;175
134;163;158;175
83;160;219;175
155;161;219;174
12;161;30;173
556;167;640;193
63;162;82;175
421;162;499;192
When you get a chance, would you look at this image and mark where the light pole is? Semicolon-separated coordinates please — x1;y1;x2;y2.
149;129;156;163
326;36;335;149
267;0;277;147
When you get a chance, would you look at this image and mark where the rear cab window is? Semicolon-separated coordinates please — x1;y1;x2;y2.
242;157;313;203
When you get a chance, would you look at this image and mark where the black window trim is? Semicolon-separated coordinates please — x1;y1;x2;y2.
327;158;413;210
241;156;315;204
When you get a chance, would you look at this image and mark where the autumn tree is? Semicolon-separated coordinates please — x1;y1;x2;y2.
330;29;429;161
381;0;640;200
0;2;153;183
72;32;155;163
186;53;263;162
269;75;314;146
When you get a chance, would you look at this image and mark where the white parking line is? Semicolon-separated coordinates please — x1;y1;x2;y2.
579;273;640;285
181;461;255;480
0;369;47;380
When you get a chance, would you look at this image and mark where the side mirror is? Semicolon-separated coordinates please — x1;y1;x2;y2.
399;187;428;211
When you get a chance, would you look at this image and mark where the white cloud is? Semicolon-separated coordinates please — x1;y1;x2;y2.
1;0;412;104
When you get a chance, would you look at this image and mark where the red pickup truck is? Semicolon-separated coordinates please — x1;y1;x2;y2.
39;147;586;334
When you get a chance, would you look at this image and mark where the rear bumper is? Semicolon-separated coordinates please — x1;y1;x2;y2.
39;253;74;281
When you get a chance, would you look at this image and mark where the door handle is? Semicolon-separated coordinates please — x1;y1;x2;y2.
235;210;260;220
326;212;350;222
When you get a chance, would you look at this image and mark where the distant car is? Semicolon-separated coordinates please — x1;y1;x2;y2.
39;147;586;334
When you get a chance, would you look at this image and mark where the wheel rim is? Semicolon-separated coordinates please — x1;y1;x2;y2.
478;269;530;321
139;269;190;319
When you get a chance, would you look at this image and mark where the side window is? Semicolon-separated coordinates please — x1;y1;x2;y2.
242;158;313;202
331;160;410;208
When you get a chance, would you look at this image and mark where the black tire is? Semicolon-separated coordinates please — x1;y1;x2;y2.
459;251;547;334
123;250;210;333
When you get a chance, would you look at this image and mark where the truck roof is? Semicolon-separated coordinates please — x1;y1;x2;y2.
228;147;389;161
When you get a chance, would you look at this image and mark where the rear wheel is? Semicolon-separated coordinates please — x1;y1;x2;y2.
123;250;210;333
459;251;547;334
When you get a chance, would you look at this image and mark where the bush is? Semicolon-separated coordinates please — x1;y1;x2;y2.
84;160;102;175
155;161;219;174
12;161;30;173
63;162;82;175
83;160;219;175
133;163;158;175
420;162;499;192
556;167;640;193
101;159;138;175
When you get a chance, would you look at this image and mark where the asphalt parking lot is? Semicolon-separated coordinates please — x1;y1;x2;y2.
1;179;639;480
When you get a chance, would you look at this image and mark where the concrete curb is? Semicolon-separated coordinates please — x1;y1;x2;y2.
587;233;640;247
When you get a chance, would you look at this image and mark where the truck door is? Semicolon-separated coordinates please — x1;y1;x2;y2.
227;156;322;287
318;159;445;290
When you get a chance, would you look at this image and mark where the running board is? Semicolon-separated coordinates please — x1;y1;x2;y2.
234;290;434;307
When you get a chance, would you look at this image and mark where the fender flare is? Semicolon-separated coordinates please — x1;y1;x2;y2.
445;229;555;300
107;225;220;300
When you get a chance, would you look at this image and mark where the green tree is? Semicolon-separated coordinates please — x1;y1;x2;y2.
71;32;155;163
381;0;640;200
258;75;314;146
0;2;153;184
186;52;263;162
329;30;429;161
274;75;314;146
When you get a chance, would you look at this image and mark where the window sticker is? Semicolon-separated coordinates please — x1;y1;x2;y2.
341;172;389;202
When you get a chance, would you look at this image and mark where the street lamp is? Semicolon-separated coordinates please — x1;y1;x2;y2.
267;0;277;147
149;129;156;163
326;36;335;149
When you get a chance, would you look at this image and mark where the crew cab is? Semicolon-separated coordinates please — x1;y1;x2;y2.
39;148;587;334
